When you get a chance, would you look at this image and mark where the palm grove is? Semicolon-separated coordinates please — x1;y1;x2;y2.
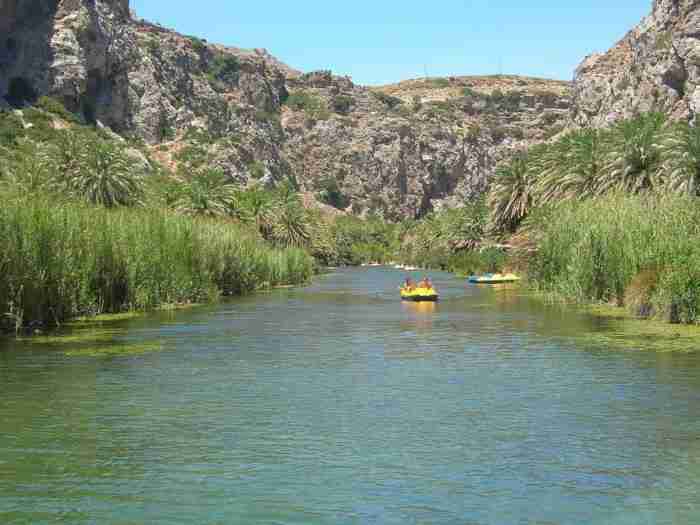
2;95;700;331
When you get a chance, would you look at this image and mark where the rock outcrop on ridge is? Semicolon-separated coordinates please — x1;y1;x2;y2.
572;0;700;127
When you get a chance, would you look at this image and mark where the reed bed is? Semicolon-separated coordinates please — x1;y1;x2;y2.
0;194;313;332
529;193;700;324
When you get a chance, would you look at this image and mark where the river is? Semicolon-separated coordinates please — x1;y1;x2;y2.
1;267;700;524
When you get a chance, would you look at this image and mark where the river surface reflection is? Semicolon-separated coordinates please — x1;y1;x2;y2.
1;267;700;524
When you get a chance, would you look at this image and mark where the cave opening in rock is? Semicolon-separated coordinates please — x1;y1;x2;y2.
5;77;37;107
82;68;104;124
0;38;15;66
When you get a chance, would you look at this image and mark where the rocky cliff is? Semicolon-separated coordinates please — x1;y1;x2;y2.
572;0;700;127
0;0;571;218
282;74;570;219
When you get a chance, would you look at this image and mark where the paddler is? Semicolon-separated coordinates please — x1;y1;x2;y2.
419;276;433;290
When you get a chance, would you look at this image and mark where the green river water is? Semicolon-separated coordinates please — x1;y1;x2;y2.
1;267;700;524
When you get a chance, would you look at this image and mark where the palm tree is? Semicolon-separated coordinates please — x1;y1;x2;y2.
58;131;145;207
174;168;236;217
536;129;608;203
268;194;311;248
234;187;275;234
604;112;666;194
660;120;700;196
488;152;536;233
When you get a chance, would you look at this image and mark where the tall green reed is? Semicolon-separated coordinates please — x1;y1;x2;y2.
529;193;700;323
0;194;313;332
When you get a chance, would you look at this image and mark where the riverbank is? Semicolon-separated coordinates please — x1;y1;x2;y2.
0;194;314;333
528;193;700;325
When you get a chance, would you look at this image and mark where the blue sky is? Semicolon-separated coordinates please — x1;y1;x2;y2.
131;0;651;85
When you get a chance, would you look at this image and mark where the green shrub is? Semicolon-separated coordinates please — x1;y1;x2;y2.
184;126;215;144
412;95;423;111
317;177;349;209
332;95;354;115
424;100;456;120
158;114;175;141
429;78;450;88
372;91;403;110
0;111;25;147
35;96;80;123
255;109;284;132
189;36;207;54
330;215;397;265
248;160;266;180
284;91;330;121
507;127;525;140
285;91;317;111
655;31;673;52
488;89;505;106
145;37;160;55
396;200;489;270
502;90;523;112
534;90;560;107
490;126;507;143
21;108;59;142
207;53;240;87
447;247;508;276
175;144;210;168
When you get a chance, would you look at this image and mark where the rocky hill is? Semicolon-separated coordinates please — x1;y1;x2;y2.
282;74;571;219
572;0;699;127
0;0;572;219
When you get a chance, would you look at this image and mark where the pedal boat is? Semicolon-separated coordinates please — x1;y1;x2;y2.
400;287;439;302
467;273;521;284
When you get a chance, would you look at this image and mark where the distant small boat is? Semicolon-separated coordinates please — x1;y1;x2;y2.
400;287;439;302
468;273;521;284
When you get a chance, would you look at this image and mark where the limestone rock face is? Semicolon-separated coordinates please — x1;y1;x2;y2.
0;0;571;218
1;0;135;123
282;74;570;218
572;0;700;126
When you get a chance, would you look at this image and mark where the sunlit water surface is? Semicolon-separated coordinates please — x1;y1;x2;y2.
2;268;700;524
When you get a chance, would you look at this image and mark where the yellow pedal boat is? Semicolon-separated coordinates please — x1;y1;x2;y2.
468;273;521;284
400;287;439;302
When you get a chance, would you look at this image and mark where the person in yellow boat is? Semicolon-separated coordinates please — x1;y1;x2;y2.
403;276;415;291
419;277;433;290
